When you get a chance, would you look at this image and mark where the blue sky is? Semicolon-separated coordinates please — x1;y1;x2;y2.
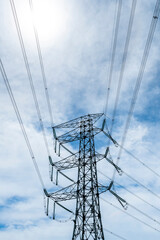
0;0;160;239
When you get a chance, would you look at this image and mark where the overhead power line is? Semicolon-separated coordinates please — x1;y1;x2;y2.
98;147;160;201
103;227;127;240
112;0;160;181
101;197;160;233
122;168;160;201
98;170;160;213
104;123;160;181
128;202;160;226
29;0;54;128
10;0;51;157
119;144;160;179
109;0;137;135
104;0;122;115
0;59;45;190
98;176;160;226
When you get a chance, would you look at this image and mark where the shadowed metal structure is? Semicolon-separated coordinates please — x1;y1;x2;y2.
71;113;104;240
44;113;126;239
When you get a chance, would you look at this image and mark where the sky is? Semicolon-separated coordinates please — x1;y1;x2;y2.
0;0;160;239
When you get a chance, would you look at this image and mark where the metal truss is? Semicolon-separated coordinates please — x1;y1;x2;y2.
44;113;126;239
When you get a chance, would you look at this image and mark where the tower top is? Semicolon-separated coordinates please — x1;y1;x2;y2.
53;113;104;129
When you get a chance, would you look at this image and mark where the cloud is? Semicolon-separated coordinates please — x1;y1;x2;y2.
0;0;160;239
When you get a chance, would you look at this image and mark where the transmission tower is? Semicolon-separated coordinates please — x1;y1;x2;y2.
44;113;127;240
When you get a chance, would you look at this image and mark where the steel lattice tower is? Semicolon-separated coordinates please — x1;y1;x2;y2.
72;116;104;240
44;113;126;240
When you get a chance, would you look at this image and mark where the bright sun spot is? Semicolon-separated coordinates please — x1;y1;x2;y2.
17;0;70;47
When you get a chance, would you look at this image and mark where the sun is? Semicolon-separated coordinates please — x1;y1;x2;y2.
16;0;69;47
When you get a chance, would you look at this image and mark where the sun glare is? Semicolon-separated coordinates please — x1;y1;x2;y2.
17;0;69;47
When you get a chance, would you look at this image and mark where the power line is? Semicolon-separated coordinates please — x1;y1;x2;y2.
119;144;160;179
104;0;122;116
101;197;160;233
104;123;160;181
10;0;51;157
128;202;160;226
99;152;160;201
29;0;54;128
122;168;160;201
98;170;160;213
109;0;137;135
98;173;160;227
0;59;45;190
103;227;127;240
112;0;160;181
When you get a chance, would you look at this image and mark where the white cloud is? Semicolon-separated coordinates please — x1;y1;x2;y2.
0;0;160;239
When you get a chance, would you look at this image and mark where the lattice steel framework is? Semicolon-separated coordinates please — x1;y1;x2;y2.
72;115;104;240
44;113;127;240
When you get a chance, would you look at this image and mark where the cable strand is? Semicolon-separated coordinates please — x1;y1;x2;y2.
109;0;137;135
101;197;160;233
98;170;160;213
0;59;45;189
112;0;160;181
10;0;51;157
104;0;122;115
103;227;127;240
29;0;54;127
